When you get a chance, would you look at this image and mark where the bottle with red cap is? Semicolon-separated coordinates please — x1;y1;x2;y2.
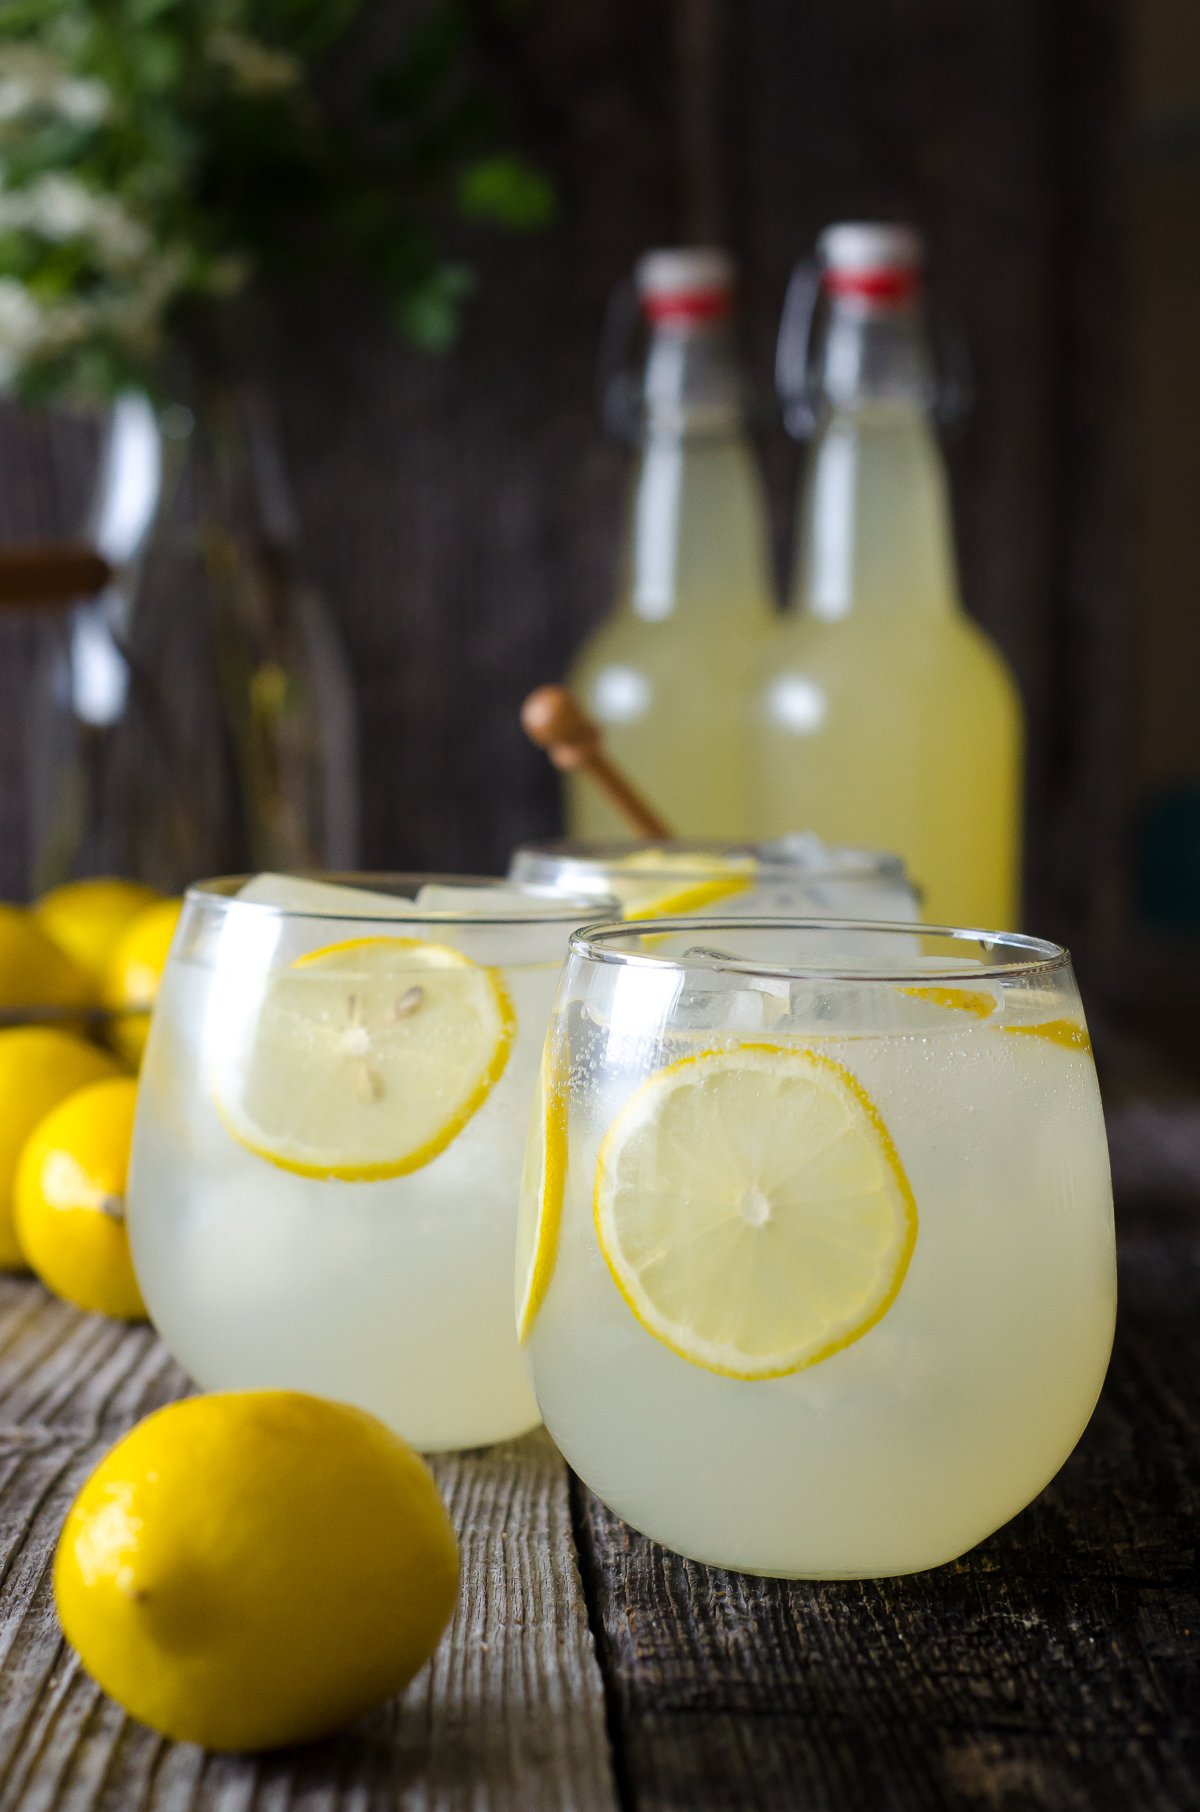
751;224;1023;926
564;248;774;838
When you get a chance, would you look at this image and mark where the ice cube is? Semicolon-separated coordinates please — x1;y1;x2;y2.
414;882;577;917
237;873;420;917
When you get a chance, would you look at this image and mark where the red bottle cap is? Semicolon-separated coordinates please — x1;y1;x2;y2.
819;223;924;304
636;248;735;324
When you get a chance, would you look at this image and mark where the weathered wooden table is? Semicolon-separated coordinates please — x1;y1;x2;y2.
0;1098;1196;1811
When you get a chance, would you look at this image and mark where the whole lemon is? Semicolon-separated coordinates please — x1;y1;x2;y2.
0;1029;124;1269
102;898;182;1065
15;1076;147;1319
35;879;161;992
55;1391;459;1751
0;903;93;1016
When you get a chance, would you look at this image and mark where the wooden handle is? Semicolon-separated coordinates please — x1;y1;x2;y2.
521;685;672;840
0;543;114;611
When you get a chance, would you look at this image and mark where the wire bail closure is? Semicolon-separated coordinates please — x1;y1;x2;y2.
775;257;973;439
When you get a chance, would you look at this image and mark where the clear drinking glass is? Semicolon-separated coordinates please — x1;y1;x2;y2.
128;875;607;1451
509;835;920;923
517;919;1115;1577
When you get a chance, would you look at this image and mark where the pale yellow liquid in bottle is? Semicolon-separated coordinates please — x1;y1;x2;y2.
751;405;1022;927
567;329;774;839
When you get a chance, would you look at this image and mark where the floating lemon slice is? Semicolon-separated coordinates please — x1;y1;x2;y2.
594;1043;917;1380
1003;1017;1092;1054
515;1031;569;1342
900;984;997;1019
215;937;514;1181
898;984;1092;1054
610;850;755;921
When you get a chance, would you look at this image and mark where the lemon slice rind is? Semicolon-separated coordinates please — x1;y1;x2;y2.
1002;1017;1092;1054
608;850;755;922
594;1042;917;1381
900;984;997;1019
516;1032;569;1342
214;936;515;1182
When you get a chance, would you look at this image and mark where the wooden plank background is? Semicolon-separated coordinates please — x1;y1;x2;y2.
0;0;1128;981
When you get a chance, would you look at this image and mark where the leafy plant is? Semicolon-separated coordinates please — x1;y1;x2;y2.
0;0;554;398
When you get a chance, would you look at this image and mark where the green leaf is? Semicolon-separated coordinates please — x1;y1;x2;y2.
456;153;554;230
392;259;476;352
122;0;188;30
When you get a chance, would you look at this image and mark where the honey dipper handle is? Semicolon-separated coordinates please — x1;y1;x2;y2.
520;685;672;841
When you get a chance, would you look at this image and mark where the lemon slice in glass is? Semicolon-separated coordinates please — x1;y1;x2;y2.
899;984;997;1019
516;1033;569;1342
594;1043;917;1380
1003;1017;1092;1054
215;937;514;1181
609;850;755;921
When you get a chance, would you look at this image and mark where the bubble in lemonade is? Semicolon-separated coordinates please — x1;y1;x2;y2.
128;874;605;1452
518;920;1115;1577
509;835;921;925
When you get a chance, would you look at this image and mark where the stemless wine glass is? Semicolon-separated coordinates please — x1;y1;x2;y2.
517;919;1115;1577
128;874;608;1452
509;835;920;922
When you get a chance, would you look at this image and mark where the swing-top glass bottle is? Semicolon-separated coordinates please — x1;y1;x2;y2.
750;224;1022;927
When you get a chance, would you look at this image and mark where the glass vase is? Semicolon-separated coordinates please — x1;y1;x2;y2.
27;381;359;892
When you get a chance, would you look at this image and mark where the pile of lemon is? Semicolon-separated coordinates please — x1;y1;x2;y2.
0;877;180;1312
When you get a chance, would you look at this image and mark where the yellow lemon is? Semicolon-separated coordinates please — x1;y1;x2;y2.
0;1028;124;1269
594;1042;917;1380
54;1390;460;1751
609;849;755;920
102;898;182;1064
214;936;514;1182
35;878;161;992
15;1077;146;1319
0;902;93;1017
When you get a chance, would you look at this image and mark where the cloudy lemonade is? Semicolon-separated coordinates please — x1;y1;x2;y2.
129;875;604;1452
518;922;1115;1577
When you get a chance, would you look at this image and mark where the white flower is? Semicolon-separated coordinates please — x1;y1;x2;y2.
207;29;301;95
0;46;110;127
0;278;43;386
0;175;149;265
0;278;93;390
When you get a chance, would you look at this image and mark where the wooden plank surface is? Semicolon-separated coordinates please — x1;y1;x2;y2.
573;1187;1200;1812
0;1281;619;1812
2;1105;1198;1809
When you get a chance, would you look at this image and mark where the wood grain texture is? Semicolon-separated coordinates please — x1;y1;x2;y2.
0;1280;618;1812
573;1170;1200;1812
0;0;1128;981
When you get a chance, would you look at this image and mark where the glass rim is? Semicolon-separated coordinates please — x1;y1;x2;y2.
567;918;1072;984
185;873;612;928
513;837;909;884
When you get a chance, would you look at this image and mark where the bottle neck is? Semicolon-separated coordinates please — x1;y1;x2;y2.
619;316;771;624
640;316;749;437
793;295;959;621
815;293;935;410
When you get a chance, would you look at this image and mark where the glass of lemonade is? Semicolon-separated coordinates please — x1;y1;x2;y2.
518;919;1115;1577
128;873;608;1452
509;835;920;923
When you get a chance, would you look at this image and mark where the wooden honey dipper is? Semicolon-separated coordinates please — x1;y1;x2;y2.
520;685;672;840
